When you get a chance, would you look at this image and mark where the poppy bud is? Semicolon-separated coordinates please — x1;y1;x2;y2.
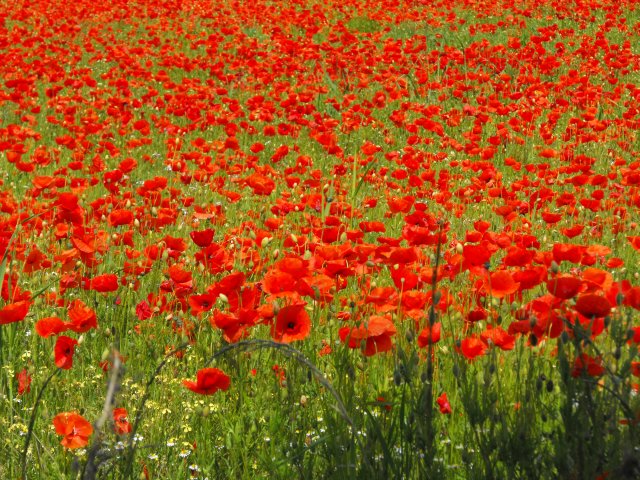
405;329;415;342
393;369;402;386
550;261;559;274
261;237;272;248
433;291;442;305
455;243;463;254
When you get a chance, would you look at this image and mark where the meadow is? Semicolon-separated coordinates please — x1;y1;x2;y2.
1;0;640;478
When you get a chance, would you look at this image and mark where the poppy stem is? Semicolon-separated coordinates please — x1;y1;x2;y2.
122;342;188;479
204;339;370;470
82;351;123;480
21;368;60;480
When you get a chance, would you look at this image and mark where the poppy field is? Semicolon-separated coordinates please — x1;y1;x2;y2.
2;0;640;478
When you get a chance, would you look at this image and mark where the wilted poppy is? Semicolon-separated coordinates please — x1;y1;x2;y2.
183;368;230;395
53;412;93;449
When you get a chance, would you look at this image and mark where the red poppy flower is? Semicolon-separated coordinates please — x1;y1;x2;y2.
67;300;98;333
627;236;640;252
481;326;516;351
390;266;419;291
546;275;583;300
623;287;640;310
436;392;452;414
0;300;30;325
459;336;487;360
272;304;311;343
417;322;441;347
108;209;134;227
463;244;492;269
571;354;605;378
339;315;397;356
135;300;153;320
84;274;119;292
486;270;520;299
581;268;612;293
183;368;230;395
35;316;68;337
16;369;31;395
113;408;132;435
575;294;611;318
189;228;215;248
213;308;258;343
553;244;585;264
54;335;78;370
261;270;296;295
189;293;217;316
53;412;93;449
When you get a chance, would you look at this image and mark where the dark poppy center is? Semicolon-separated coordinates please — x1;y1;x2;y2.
287;322;296;329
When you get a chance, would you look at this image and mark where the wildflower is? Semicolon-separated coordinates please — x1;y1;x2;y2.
53;412;93;449
437;392;452;414
183;368;230;395
113;408;132;435
16;369;31;395
339;315;397;356
54;335;78;369
271;303;311;343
